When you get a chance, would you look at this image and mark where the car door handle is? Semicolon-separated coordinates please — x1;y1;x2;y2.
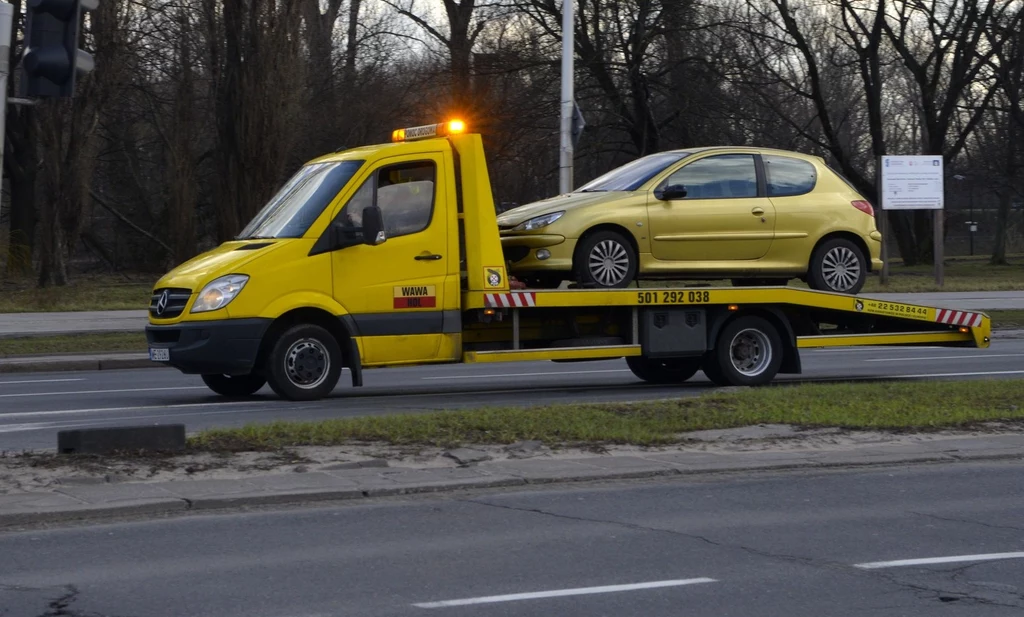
415;254;442;261
751;207;765;215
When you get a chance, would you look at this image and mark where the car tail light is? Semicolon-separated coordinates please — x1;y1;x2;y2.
851;200;874;216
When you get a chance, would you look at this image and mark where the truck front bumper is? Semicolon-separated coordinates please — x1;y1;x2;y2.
145;318;271;375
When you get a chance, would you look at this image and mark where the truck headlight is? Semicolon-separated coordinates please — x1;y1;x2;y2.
513;211;564;231
191;274;249;313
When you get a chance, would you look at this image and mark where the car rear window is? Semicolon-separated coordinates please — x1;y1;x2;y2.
763;155;817;197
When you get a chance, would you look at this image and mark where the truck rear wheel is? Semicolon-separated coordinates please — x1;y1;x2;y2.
703;315;783;387
626;356;701;384
265;324;343;401
201;373;266;397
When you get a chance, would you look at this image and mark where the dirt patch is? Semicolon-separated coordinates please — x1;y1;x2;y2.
3;422;1023;495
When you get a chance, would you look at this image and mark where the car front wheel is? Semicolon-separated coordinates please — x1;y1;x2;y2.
807;238;867;294
574;230;638;288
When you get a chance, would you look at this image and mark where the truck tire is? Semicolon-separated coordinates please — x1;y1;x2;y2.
807;237;867;294
264;324;343;401
626;356;701;384
201;373;266;397
702;315;783;387
574;230;637;288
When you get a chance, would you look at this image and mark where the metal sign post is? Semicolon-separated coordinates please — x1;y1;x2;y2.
879;155;945;287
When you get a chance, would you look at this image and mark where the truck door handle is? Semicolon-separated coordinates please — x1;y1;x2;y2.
751;207;765;215
415;254;442;261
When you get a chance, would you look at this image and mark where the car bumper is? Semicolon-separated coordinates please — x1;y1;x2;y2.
145;318;271;375
501;235;576;272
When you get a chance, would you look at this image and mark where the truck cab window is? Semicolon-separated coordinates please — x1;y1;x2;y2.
338;161;437;238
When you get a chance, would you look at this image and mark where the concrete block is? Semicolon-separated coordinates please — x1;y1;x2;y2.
57;424;186;454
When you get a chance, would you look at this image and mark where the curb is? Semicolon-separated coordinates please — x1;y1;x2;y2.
3;448;1022;529
0;357;156;373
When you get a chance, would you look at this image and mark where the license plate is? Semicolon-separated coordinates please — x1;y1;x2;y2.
149;347;170;362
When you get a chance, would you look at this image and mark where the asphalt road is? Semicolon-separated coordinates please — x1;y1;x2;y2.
1;339;1023;451
2;462;1023;616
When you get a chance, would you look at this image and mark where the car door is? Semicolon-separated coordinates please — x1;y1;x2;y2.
329;154;459;366
647;153;776;262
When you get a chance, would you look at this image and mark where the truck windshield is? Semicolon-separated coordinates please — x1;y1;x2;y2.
577;151;692;192
238;160;364;239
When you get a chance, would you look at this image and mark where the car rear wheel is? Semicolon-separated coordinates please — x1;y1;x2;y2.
574;230;637;288
265;324;343;401
807;238;867;294
626;356;701;384
201;373;266;397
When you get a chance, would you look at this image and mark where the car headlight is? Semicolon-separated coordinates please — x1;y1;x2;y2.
191;274;249;313
513;211;564;231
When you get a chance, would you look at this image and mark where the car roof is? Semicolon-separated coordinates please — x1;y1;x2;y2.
665;146;824;161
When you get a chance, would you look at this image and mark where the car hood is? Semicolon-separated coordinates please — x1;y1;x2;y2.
497;191;630;227
155;240;292;290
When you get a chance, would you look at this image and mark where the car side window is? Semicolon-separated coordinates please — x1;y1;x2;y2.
666;154;758;199
337;161;437;238
764;155;816;197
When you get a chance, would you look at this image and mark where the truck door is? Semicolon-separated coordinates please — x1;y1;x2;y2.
329;154;459;365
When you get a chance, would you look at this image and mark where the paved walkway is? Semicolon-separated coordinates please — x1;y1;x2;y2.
3;433;1024;528
0;310;147;338
1;292;1022;339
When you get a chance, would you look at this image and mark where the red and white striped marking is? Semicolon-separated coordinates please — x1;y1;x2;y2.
484;292;537;308
935;308;983;327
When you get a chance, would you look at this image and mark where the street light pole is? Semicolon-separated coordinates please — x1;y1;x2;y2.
0;1;13;226
558;0;574;194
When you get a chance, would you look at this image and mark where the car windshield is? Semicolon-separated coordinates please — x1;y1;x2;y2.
238;160;364;239
577;151;692;192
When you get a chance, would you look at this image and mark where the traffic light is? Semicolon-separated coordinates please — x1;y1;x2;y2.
20;0;98;98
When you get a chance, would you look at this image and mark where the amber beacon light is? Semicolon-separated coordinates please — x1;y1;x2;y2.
392;120;467;142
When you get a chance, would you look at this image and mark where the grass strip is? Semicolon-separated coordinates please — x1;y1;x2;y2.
189;379;1024;452
0;276;152;312
641;256;1024;293
0;332;148;357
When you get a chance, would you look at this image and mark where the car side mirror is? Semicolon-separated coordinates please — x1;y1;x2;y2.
362;205;386;245
655;184;688;201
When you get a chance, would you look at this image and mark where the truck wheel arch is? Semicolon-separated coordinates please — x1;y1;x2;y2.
255;307;363;387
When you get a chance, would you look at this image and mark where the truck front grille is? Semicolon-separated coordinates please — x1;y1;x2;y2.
149;288;192;319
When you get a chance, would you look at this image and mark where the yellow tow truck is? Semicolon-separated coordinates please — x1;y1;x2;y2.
145;120;992;400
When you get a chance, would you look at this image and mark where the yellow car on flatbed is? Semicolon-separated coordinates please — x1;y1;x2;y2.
496;147;883;294
145;120;991;401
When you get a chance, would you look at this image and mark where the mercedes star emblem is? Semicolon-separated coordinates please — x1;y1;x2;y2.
156;290;170;316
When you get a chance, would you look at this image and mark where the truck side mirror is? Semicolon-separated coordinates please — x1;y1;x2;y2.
654;184;688;201
362;206;386;245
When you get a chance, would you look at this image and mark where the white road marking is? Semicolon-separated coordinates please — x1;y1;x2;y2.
0;378;86;385
865;354;1024;363
0;399;280;419
422;369;631;380
412;577;717;608
855;552;1024;569
0;406;318;434
890;370;1024;379
0;386;206;399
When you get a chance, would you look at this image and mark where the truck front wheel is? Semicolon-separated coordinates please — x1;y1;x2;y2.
626;356;701;384
702;315;783;387
201;373;266;397
265;324;343;401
